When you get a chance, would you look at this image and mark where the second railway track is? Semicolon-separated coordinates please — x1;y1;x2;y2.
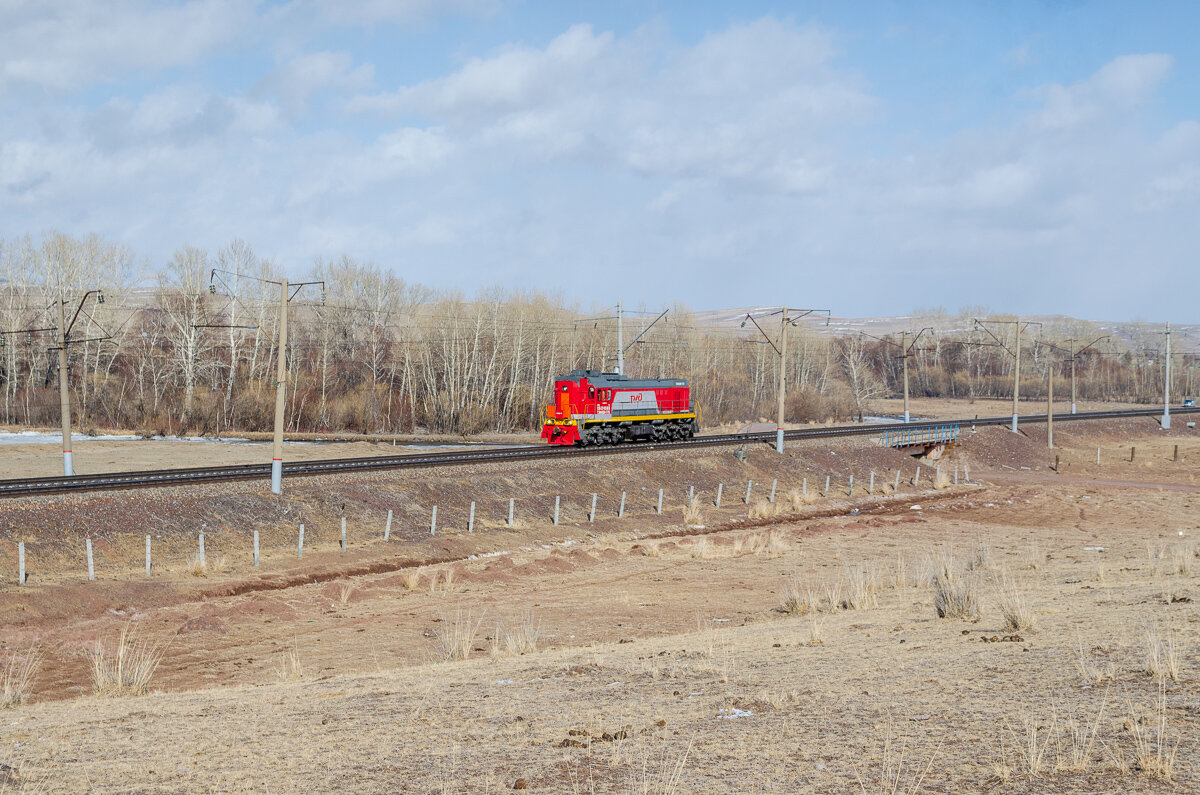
1;406;1194;499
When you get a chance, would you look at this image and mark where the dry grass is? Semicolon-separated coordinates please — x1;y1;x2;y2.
1008;714;1056;777
932;467;951;490
1143;625;1181;682
1;645;42;708
682;499;703;527
89;624;165;697
625;737;693;795
337;581;355;606
853;723;943;794
689;537;715;560
840;565;879;611
1058;698;1107;774
1074;635;1116;685
494;610;542;656
994;570;1036;632
780;577;814;615
433;608;484;662
929;549;979;620
1127;687;1177;781
966;539;990;571
276;638;303;682
747;500;778;520
186;553;207;577
788;488;820;509
1169;543;1193;575
400;570;422;590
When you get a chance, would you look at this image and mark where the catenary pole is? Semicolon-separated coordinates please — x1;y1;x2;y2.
270;277;288;494
776;307;788;454
57;297;74;476
1163;322;1172;430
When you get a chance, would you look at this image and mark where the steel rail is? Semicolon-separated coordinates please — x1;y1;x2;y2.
1;407;1195;498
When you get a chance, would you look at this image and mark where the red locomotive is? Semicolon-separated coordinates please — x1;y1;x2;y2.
541;369;700;445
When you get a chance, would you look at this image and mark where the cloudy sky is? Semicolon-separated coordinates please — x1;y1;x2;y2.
2;0;1198;320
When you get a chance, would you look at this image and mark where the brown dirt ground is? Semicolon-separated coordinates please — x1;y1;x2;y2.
0;417;1198;792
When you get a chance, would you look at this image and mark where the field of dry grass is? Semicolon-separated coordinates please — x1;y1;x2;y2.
1;424;1198;792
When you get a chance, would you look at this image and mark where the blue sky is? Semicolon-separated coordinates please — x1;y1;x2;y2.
2;0;1198;320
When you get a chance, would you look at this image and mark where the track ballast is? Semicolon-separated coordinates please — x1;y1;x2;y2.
0;406;1194;498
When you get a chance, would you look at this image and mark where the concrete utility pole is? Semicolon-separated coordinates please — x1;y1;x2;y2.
1012;318;1021;433
57;298;73;476
1062;335;1109;415
901;330;910;423
616;301;623;375
1163;322;1172;430
776;307;789;454
969;317;1036;437
207;268;322;495
1069;347;1078;415
743;307;830;455
1047;362;1054;449
270;278;289;494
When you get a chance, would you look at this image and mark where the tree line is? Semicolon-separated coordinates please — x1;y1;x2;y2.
0;233;1192;437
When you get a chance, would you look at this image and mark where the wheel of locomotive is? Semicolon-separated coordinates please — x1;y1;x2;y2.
652;426;666;442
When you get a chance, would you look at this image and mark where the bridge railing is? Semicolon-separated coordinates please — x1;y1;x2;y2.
879;424;960;448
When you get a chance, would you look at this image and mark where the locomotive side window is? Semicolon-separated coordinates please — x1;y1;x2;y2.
588;387;595;399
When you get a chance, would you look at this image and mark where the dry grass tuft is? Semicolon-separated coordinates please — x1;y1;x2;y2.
276;638;303;682
1074;635;1116;685
434;607;484;662
187;553;207;577
1127;687;1177;781
1;645;43;709
932;467;951;490
1169;543;1193;575
682;499;703;527
966;539;990;571
337;581;355;606
90;624;165;697
1058;697;1107;774
747;500;782;520
1143;625;1181;682
929;549;980;620
400;570;422;590
840;565;879;611
495;610;542;656
788;488;820;510
994;570;1036;632
625;737;693;795
1007;714;1056;778
780;577;814;615
852;723;943;794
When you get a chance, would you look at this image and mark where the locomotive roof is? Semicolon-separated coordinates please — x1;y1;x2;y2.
556;369;688;388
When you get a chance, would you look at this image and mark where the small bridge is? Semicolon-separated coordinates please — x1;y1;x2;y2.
879;424;960;457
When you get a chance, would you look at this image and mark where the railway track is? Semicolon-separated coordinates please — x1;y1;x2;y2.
0;406;1194;499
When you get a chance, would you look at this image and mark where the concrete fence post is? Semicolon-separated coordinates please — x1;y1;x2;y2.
914;466;921;487
468;502;476;533
954;464;959;485
802;478;807;498
589;493;598;523
688;485;694;505
715;483;723;508
770;479;778;503
86;537;95;581
430;506;437;536
18;541;25;586
198;533;206;568
848;475;854;497
298;524;305;558
964;464;971;483
657;489;663;514
869;472;875;495
894;470;901;491
618;492;626;518
146;535;152;576
554;496;560;526
823;476;830;498
384;509;393;542
744;480;753;504
253;530;260;567
340;517;347;550
508;498;514;528
1096;447;1100;465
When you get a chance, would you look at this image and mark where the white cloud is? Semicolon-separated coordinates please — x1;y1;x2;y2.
1030;53;1172;131
0;0;257;95
352;18;872;195
256;52;375;114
